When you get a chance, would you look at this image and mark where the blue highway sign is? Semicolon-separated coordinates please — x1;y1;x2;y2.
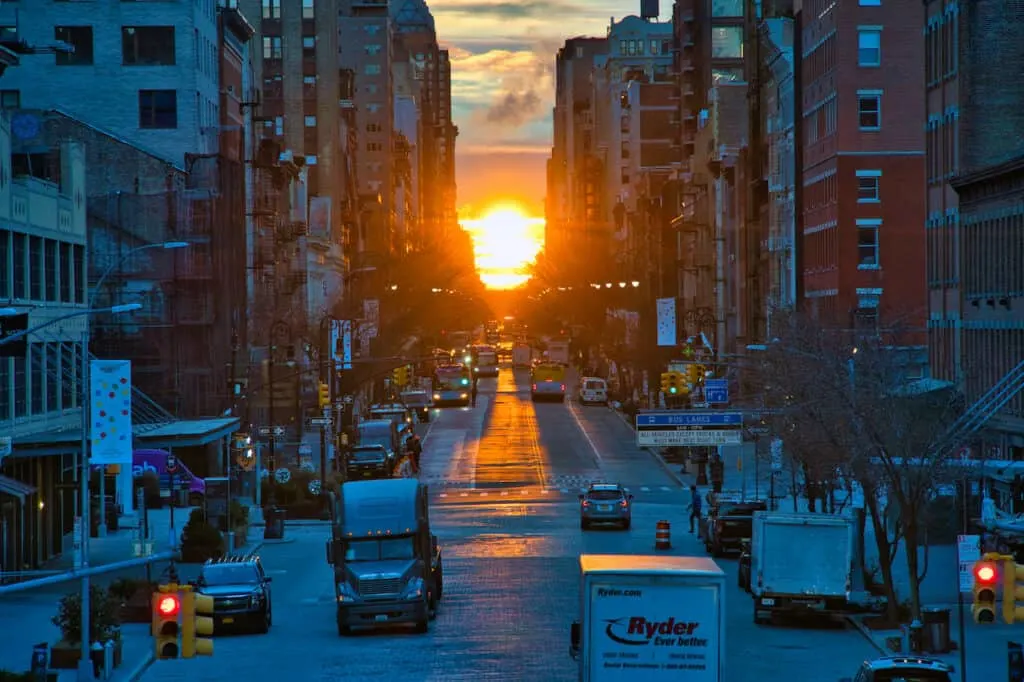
704;379;729;404
636;411;743;428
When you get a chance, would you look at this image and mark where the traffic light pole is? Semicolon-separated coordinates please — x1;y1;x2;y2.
958;476;968;679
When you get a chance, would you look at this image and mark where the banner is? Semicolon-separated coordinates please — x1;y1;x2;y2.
330;319;353;370
89;360;134;465
655;297;677;347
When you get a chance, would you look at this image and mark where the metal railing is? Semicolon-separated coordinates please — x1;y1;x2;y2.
931;359;1024;459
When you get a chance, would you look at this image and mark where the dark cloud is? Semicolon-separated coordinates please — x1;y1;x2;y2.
485;90;542;126
435;0;582;18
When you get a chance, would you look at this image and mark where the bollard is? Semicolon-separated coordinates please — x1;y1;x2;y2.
655;520;671;550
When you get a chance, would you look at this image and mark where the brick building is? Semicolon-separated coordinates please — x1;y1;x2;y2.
798;0;926;369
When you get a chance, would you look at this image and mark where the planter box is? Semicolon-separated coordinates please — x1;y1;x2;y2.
49;639;122;670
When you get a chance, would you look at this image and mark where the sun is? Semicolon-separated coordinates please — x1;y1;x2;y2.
460;204;544;290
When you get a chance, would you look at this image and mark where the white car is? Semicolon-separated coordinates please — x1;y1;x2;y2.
577;377;608;405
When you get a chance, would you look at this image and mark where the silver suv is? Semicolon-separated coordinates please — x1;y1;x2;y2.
579;484;632;530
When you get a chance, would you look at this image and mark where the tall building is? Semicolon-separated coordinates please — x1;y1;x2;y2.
945;1;1024;455
0;0;221;165
548;37;608;284
797;0;926;365
339;0;395;257
436;48;458;237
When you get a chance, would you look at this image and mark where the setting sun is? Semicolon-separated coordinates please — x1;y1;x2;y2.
460;205;545;290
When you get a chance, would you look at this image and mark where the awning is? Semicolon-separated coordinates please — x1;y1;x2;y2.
0;474;36;502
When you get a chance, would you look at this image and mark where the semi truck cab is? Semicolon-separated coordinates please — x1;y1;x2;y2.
326;478;443;635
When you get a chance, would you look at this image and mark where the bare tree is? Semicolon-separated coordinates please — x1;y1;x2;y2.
756;313;961;622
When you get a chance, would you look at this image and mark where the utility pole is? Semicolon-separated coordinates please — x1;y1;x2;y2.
268;347;276;471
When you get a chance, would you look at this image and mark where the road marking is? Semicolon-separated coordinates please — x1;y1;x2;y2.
566;398;605;466
439;493;448;498
560;488;568;493
661;486;671;491
641;486;650;491
460;492;469;497
480;492;488;496
501;491;508;496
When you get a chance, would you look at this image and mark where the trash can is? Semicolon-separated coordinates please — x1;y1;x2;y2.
922;607;951;653
264;507;286;540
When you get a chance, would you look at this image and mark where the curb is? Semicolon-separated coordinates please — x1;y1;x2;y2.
261;537;297;545
123;651;155;682
844;614;888;655
610;408;688;488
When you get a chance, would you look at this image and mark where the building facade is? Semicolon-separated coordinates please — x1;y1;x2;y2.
798;0;926;363
0;0;221;166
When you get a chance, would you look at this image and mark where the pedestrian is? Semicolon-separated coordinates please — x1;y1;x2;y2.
471;377;479;407
687;484;703;533
709;453;724;494
407;434;423;474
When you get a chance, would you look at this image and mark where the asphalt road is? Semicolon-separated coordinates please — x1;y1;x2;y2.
138;367;878;682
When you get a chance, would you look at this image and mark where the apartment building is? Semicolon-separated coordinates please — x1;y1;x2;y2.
798;0;926;365
339;0;394;256
946;0;1024;456
0;0;221;166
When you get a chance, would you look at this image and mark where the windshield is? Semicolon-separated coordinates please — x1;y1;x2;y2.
200;565;259;586
476;352;497;364
370;410;405;423
584;381;605;390
718;502;766;516
350;447;387;462
344;537;416;561
874;672;951;682
402;393;429;406
436;369;470;390
587;490;624;501
359;423;392;440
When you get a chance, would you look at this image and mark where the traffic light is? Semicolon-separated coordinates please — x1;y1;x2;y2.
660;372;671;395
152;588;181;659
392;366;408;386
1004;557;1024;623
972;560;999;623
685;363;699;386
695;364;707;386
317;381;330;408
181;590;215;658
232;433;254;471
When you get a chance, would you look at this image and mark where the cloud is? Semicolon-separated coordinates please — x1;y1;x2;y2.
459;143;551;154
484;90;542;125
433;0;583;18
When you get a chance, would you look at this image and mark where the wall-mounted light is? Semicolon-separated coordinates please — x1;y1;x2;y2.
631;281;640;288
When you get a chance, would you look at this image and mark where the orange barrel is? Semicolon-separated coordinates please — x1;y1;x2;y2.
655;520;671;550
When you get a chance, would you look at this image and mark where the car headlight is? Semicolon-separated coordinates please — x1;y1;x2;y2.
433;393;441;400
401;577;424;600
460;393;468;399
250;591;264;607
336;582;359;603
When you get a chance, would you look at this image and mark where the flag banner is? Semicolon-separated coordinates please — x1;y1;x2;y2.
341;320;353;370
89;360;133;465
655;298;677;347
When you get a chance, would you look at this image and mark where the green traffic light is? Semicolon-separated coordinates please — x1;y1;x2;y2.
669;387;677;394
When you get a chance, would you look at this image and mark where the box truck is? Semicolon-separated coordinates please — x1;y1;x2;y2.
570;554;726;682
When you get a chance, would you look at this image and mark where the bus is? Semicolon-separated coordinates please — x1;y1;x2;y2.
433;364;472;407
531;362;566;402
471;344;499;377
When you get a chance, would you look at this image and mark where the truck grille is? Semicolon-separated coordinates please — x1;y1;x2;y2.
213;594;251;609
357;578;403;597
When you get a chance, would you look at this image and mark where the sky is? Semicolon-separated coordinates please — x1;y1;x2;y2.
430;0;671;218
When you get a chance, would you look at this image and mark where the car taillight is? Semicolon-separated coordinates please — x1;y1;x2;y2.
619;500;628;507
560;384;566;391
532;383;537;390
582;500;591;507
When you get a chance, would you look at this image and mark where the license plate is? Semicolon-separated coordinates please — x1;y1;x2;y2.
760;598;774;606
598;505;611;511
363;472;372;477
222;617;234;624
375;614;388;622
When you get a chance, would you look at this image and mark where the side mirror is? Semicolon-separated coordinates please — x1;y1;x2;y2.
569;621;581;660
325;540;334;565
264;576;273;583
628;494;634;500
187;580;197;587
578;494;585;501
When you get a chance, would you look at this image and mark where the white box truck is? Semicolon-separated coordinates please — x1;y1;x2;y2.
570;554;726;682
749;511;855;623
512;343;532;369
547;339;571;365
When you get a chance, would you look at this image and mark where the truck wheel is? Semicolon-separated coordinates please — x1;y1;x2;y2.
753;604;768;625
711;544;723;558
622;519;631;530
337;620;351;636
428;590;438;620
414;618;429;634
256;610;270;634
580;520;589;530
436;575;444;601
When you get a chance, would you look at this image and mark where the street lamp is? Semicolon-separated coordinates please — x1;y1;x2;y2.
0;303;141;682
90;241;188;536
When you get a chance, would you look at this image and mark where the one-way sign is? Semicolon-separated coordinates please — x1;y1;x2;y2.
310;418;331;426
257;426;286;437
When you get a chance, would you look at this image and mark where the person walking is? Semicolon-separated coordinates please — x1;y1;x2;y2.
687;484;703;533
709;453;724;494
407;434;423;474
471;376;479;407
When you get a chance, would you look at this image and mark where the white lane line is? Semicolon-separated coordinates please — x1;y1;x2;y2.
439;493;448;498
566;398;605;466
501;491;509;496
460;492;469;497
641;486;651;492
661;486;671;491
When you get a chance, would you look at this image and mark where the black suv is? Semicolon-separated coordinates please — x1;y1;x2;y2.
345;445;393;480
194;554;273;633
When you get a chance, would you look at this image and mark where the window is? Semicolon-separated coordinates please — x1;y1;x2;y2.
45;343;59;412
856;170;881;202
857;29;881;66
274;116;283;136
302;36;315;58
0;357;8;421
302;0;315;19
711;27;743;59
44;240;57;302
364;64;381;75
0;231;8;298
306;155;318;165
365;44;382;56
54;26;94;65
61;342;76;409
262;0;280;19
364;24;380;35
122;26;175;66
711;0;744;16
366;122;381;133
29;236;42;300
303;75;316;85
620;141;630;159
620;168;630;184
365;84;379;94
366;142;382;152
367;103;381;113
0;90;19;108
73;244;84;303
30;343;43;415
263;36;282;59
857;92;881;130
58;241;70;302
712;68;743;84
13;355;26;418
304;115;316;127
859;0;881;5
12;232;25;299
857;218;881;267
139;89;178;129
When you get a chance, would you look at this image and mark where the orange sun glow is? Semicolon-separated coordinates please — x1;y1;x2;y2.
460;204;545;290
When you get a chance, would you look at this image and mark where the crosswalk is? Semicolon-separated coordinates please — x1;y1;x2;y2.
430;484;680;501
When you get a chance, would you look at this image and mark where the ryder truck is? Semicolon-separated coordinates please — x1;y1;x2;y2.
325;479;443;635
570;555;726;682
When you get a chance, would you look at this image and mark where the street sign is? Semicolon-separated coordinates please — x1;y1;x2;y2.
704;379;729;404
258;426;286;437
958;533;981;592
0;312;29;358
637;429;743;447
308;480;322;496
310;418;331;426
274;468;291;484
635;411;743;428
748;426;770;436
165;454;178;474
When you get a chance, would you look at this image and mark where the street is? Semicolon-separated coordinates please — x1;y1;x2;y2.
137;368;877;681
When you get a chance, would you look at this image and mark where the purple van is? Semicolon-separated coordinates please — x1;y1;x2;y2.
132;449;206;505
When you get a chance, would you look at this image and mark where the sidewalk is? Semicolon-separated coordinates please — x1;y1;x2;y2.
0;508;266;680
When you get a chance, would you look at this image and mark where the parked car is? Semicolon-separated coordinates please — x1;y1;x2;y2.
698;494;767;557
193;555;273;633
345;445;393;480
579;483;633;530
400;390;433;423
840;656;954;682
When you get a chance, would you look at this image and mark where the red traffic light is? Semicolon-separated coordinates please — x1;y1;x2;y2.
157;595;180;617
976;563;997;583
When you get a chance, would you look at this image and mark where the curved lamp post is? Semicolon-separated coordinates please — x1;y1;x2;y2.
0;302;142;682
89;241;187;536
